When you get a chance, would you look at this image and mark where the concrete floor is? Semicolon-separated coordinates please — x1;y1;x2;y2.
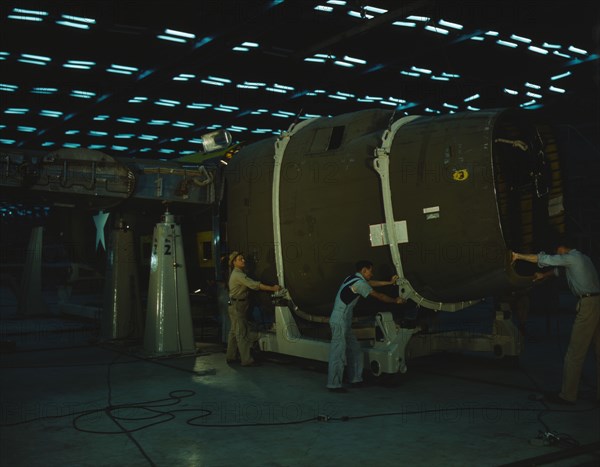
1;287;599;467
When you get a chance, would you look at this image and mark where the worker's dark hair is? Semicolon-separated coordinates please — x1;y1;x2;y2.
355;260;373;272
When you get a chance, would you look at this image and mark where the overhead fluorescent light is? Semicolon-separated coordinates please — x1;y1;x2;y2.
497;40;518;48
510;34;531;43
550;71;571;80
568;45;587;55
439;19;463;30
424;25;449;35
528;46;548;55
392;21;416;27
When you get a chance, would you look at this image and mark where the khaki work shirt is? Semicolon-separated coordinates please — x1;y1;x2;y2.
229;267;260;299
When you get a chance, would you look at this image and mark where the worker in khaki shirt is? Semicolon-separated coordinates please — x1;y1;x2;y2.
226;252;281;366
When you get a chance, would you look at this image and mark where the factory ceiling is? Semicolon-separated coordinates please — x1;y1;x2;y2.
1;0;599;160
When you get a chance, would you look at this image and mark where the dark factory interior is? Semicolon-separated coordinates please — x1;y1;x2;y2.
1;1;599;466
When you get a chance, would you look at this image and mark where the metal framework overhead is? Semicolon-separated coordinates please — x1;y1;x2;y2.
1;0;598;159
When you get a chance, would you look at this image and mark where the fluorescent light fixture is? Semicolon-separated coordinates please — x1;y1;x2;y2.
553;51;571;59
357;98;374;103
470;36;485;41
139;134;158;140
439;19;463;30
392;21;416;27
274;83;295;90
17;126;37;132
304;57;326;63
467;106;480;111
431;76;449;81
232;46;249;52
71;90;96;98
63;143;81;148
344;55;367;64
327;0;346;4
111;145;129;151
313;89;327;94
5;108;29;114
364;6;387;14
485;31;499;36
148;120;170;125
245;81;266;87
158;149;175;154
241;42;259;47
411;66;431;74
55;20;90;30
89;131;108;136
18;58;49;66
365;95;382;100
40;110;63;117
315;53;333;59
266;87;287;93
406;15;430;22
401;71;420;77
334;60;354;67
510;34;531;43
157;35;186;43
272;112;292;118
42;142;55;147
526;92;542;98
425;25;449;35
387;97;406;103
380;100;397;106
348;10;374;19
315;5;334;12
443;103;459;109
93;115;110;121
173;121;194;127
13;8;48;15
520;99;536;107
0;139;16;144
229;125;248;131
568;45;587;55
8;15;44;22
187;103;212;109
464;94;480;102
117;117;140;123
0;84;19;92
114;134;135;139
504;88;518;95
528;46;548;55
208;76;231;83
21;53;51;62
525;82;541;89
497;40;518;48
549;86;565;93
201;79;224;86
237;84;258;89
164;28;195;39
441;72;460;78
542;42;561;49
551;71;571;80
111;64;138;72
62;14;95;24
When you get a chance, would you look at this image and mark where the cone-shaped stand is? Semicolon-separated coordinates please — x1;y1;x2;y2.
18;226;46;315
143;211;195;355
102;224;142;341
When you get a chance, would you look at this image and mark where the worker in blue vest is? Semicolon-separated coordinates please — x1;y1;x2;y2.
327;260;405;392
